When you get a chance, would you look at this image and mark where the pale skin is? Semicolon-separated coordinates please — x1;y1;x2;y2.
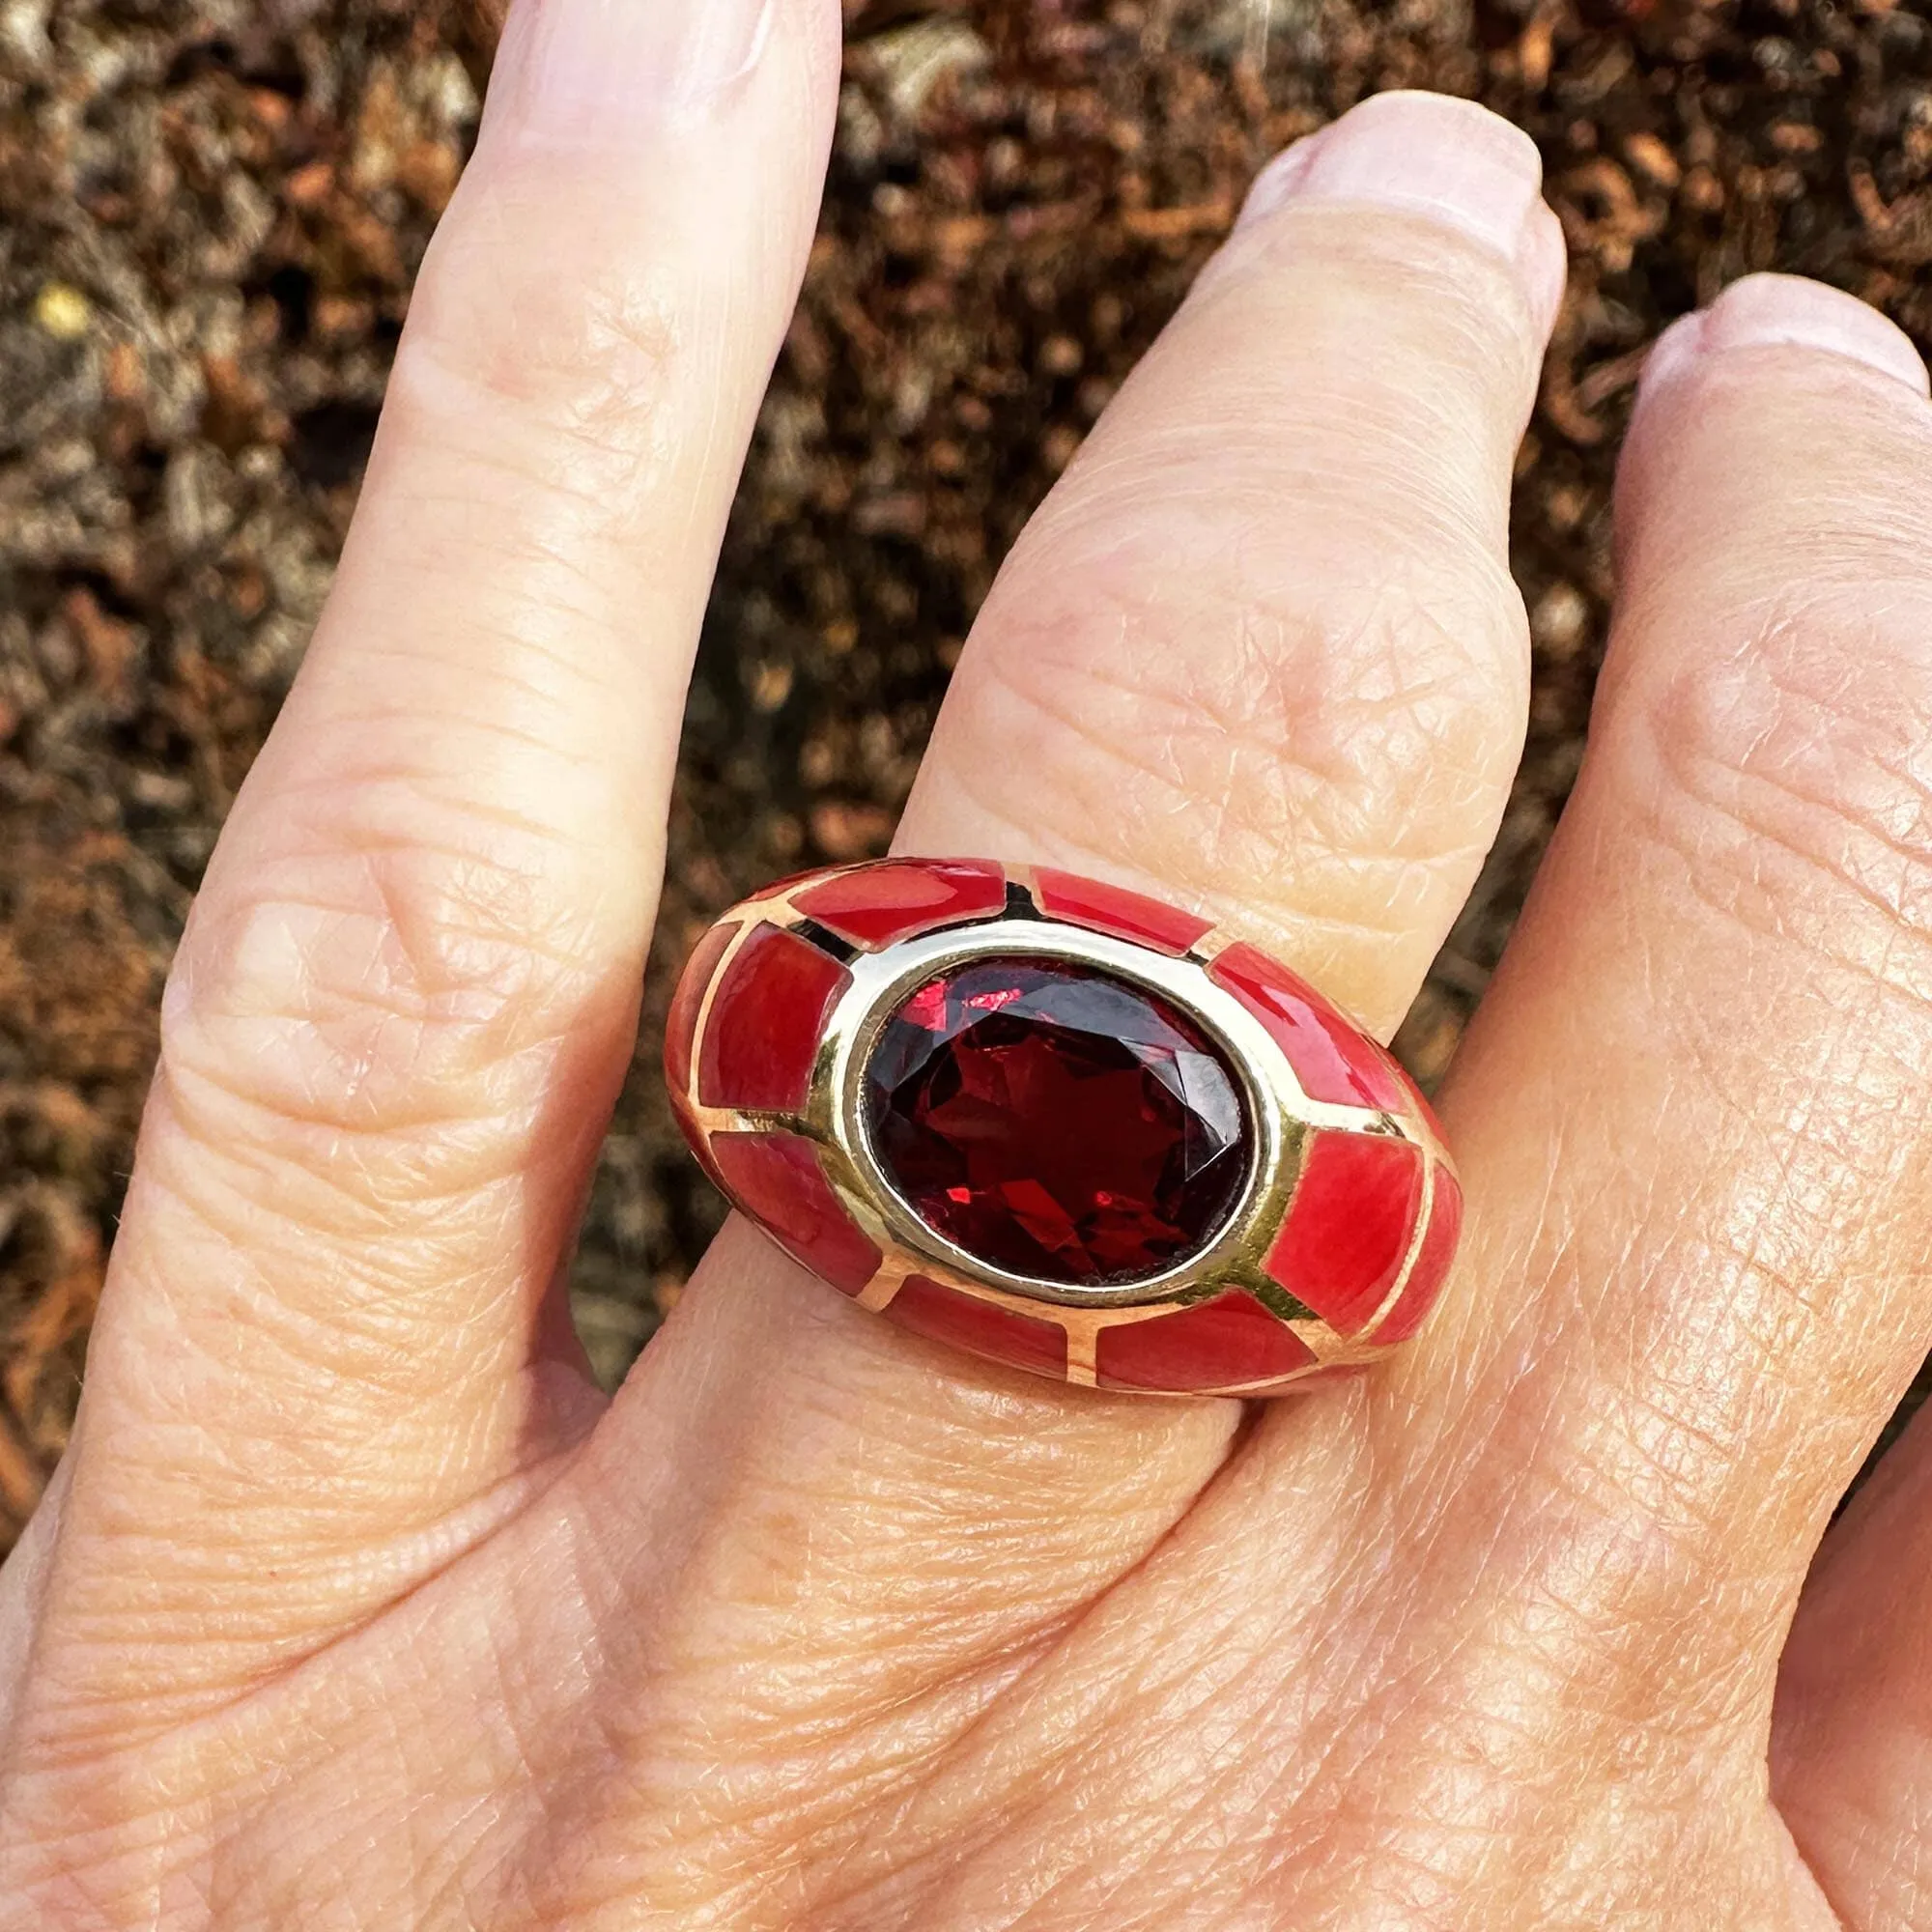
4;5;1932;1923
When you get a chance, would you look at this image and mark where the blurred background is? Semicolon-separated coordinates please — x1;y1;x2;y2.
2;0;1929;1550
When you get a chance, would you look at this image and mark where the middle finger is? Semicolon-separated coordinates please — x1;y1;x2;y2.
538;91;1563;1904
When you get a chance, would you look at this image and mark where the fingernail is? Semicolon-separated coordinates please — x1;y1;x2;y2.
1640;274;1930;399
491;0;775;138
1237;92;1551;283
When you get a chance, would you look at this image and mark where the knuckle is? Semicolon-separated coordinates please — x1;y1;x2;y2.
156;826;618;1216
1628;584;1932;985
390;167;685;492
965;513;1526;929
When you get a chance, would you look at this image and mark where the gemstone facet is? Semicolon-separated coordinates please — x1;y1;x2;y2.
863;957;1249;1285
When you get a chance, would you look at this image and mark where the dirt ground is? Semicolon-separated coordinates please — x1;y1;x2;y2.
2;0;1929;1548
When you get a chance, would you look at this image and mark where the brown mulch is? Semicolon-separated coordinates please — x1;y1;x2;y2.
2;0;1929;1548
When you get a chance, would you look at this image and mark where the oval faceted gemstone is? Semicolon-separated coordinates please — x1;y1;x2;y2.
864;957;1248;1285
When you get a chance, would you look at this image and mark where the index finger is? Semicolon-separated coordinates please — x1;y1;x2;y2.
40;0;842;1681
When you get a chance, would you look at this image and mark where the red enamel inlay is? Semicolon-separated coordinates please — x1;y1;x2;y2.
1396;1064;1448;1141
1034;869;1212;955
884;1275;1069;1378
670;1087;727;1191
751;865;840;899
1208;944;1406;1113
710;1131;881;1294
1265;1131;1423;1334
696;924;848;1112
665;922;737;1099
1371;1164;1463;1344
1095;1291;1315;1392
793;859;1007;949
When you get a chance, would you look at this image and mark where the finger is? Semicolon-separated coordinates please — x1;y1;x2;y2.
1374;276;1932;1868
46;0;841;1670
1776;1404;1932;1932
539;93;1563;1878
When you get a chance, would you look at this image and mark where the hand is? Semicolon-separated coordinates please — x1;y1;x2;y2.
2;13;1929;1923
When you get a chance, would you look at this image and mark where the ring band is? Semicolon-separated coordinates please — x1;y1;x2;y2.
665;859;1462;1396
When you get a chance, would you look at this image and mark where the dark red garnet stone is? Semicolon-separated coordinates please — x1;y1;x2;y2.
864;957;1249;1286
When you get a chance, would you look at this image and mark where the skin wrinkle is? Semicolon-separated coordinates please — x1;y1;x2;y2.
1630;647;1932;974
1019;425;1513;558
30;1264;585;1713
831;1445;1615;1924
160;958;595;1148
974;567;1518;808
554;1372;1221;1782
1445;653;1932;1615
945;602;1514;979
1194;208;1548;397
1003;488;1520;715
357;402;682;577
374;362;686;580
121;1207;520;1409
1577;915;1932;1497
394;195;688;469
0;1458;71;1746
332;471;701;686
99;1254;455;1461
572;1507;1244;1917
195;859;630;999
138;1095;556;1264
159;860;630;1146
1617;466;1932;628
179;876;576;1035
298;783;621;863
20;1458;558;1763
297;674;604;757
1399;1260;1770;1731
1470;1239;1820;1664
70;1458;530;1629
380;528;661;648
144;1047;582;1231
283;694;636;795
877;1600;1692;1932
